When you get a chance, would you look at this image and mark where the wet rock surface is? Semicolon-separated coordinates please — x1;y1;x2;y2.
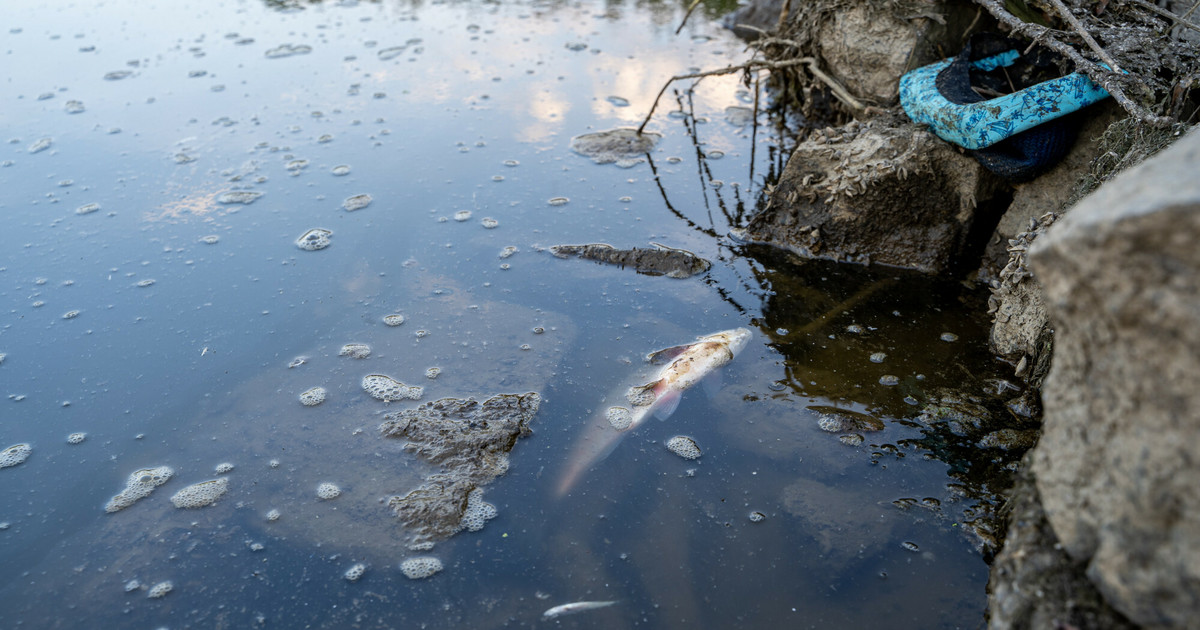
987;462;1137;630
1024;127;1200;628
380;392;541;544
737;116;1003;273
549;243;711;278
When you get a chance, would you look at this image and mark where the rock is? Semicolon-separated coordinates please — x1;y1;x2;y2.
548;243;711;278
1027;126;1200;628
986;212;1059;385
736;116;1003;273
987;460;1137;630
979;103;1124;282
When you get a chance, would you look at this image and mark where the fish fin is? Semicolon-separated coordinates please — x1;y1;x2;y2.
653;390;682;420
626;380;663;407
647;344;691;365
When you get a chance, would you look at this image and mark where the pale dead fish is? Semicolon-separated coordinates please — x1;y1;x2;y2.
555;327;752;496
542;600;618;620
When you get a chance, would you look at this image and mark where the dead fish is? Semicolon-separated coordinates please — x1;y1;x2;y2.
555;327;752;496
542;600;618;620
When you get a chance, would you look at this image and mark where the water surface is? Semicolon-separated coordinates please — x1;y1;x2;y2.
0;1;1016;627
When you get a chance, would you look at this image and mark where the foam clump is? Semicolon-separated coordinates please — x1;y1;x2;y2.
339;343;371;359
460;488;498;533
383;313;405;326
105;466;174;513
214;462;234;474
67;432;87;445
1;443;33;469
265;508;281;522
217;191;263;204
342;193;372;211
147;581;173;598
299;386;327;406
170;478;229;509
344;563;367;582
296;228;332;251
400;556;443;580
316;482;341;500
362;374;423;402
606;406;633;430
666;436;702;460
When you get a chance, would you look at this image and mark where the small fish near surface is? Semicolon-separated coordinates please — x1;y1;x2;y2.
542;600;618;620
555;328;752;496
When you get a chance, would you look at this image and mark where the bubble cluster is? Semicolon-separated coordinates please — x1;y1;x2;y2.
666;436;702;460
400;556;443;580
547;197;569;206
124;579;140;593
606;406;633;430
453;210;472;222
342;193;372;211
382;313;405;327
869;352;886;363
331;165;351;176
748;511;766;522
344;563;367;582
0;443;32;469
66;432;86;445
879;375;900;386
339;343;371;359
136;279;156;288
362;374;423;401
481;217;499;229
75;202;100;215
28;138;52;153
265;43;312;58
299;386;327;406
265;508;281;521
425;367;441;379
214;462;234;474
460;488;497;532
200;235;220;244
499;246;518;259
170;478;229;509
316;482;341;500
296;228;332;251
217;191;263;204
940;332;958;342
64;100;85;114
147;581;173;598
105;466;174;513
625;386;656;407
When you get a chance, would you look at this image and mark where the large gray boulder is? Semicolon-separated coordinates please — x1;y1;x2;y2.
1027;126;1200;628
737;116;1002;273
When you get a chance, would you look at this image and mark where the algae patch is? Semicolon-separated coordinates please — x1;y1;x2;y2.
549;243;711;278
379;392;540;544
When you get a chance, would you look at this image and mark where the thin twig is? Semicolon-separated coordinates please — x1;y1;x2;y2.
973;0;1174;127
675;0;703;36
1125;0;1200;34
776;0;793;31
636;58;818;134
1183;0;1200;20
1046;0;1123;73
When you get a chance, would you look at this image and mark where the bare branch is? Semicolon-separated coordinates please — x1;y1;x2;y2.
973;0;1175;127
1046;0;1122;73
675;0;703;36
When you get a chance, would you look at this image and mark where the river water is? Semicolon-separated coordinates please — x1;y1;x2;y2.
1;0;1020;627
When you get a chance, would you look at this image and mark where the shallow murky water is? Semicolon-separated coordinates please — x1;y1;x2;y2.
1;1;1020;628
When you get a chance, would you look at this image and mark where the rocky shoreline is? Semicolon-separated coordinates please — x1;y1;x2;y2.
724;0;1199;625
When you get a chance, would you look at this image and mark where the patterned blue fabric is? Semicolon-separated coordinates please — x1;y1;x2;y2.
899;52;1110;150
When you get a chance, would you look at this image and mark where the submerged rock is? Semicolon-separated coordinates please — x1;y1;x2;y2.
379;392;540;543
549;243;711;278
569;128;661;167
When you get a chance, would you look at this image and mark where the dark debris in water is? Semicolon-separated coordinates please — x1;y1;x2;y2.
549;242;711;278
379;392;540;542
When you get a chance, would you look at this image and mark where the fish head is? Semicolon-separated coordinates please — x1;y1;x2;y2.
702;327;752;356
